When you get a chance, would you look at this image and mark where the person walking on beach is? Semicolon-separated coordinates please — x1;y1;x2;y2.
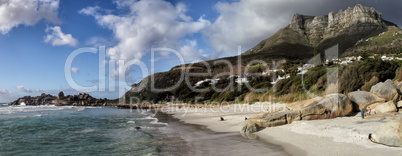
368;107;371;115
361;109;365;119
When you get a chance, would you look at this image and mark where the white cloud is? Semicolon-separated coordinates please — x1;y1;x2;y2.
178;40;206;62
79;6;100;16
80;0;210;78
0;89;11;94
85;36;116;47
16;86;42;93
71;67;79;73
44;26;78;47
0;0;61;34
204;0;298;57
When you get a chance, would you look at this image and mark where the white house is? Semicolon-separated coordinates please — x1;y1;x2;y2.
195;79;220;87
271;74;290;84
340;60;353;66
235;76;249;84
381;56;394;61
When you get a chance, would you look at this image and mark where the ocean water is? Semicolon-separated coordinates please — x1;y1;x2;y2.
0;104;289;156
0;104;192;155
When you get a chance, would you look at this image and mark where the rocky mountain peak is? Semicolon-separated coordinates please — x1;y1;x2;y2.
287;4;387;45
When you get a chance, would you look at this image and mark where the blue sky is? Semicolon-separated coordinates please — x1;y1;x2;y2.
0;0;401;102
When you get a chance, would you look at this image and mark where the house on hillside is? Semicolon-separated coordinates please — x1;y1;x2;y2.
271;74;290;85
195;79;220;87
235;76;249;84
381;56;394;61
261;69;284;76
340;60;353;66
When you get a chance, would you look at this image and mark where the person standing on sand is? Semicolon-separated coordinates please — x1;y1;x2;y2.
368;107;371;115
361;109;365;119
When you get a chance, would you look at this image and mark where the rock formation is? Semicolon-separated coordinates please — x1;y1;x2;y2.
370;120;402;147
370;79;398;101
243;4;399;59
288;4;387;45
367;101;397;113
348;91;385;111
8;92;108;106
241;93;353;134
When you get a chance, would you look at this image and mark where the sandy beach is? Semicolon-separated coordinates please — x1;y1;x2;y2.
162;103;402;156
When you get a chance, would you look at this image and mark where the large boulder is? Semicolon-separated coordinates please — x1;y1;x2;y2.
286;94;354;120
241;122;259;134
286;97;323;110
299;103;330;120
242;110;301;134
247;110;301;128
242;94;353;134
368;101;397;113
370;120;402;147
315;93;354;118
348;91;385;111
370;79;398;101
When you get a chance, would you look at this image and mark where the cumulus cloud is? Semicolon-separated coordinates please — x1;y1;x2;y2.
178;40;207;61
80;0;210;78
0;89;11;94
0;0;61;34
16;86;42;93
204;0;402;57
44;26;78;47
71;67;79;73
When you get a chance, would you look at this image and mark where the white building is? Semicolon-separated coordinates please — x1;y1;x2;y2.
195;79;220;87
271;75;290;84
381;56;394;61
235;76;249;84
340;60;353;66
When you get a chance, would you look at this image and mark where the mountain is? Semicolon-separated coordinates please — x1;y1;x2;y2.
243;4;400;58
122;4;402;103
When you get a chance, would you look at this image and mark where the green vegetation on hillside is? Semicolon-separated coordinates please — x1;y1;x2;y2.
123;57;402;104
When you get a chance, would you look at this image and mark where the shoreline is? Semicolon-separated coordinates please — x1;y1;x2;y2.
155;110;291;155
161;103;402;156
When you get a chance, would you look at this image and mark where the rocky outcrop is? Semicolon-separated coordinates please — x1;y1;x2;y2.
348;91;386;111
368;101;397;113
241;122;259;134
288;4;388;45
316;94;354;118
58;91;65;100
8;92;108;106
242;94;353;134
370;79;398;101
370;120;402;147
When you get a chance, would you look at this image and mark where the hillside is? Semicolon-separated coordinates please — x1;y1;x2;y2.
122;4;402;104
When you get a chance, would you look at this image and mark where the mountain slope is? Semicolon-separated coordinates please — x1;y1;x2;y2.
122;4;401;103
243;4;400;57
